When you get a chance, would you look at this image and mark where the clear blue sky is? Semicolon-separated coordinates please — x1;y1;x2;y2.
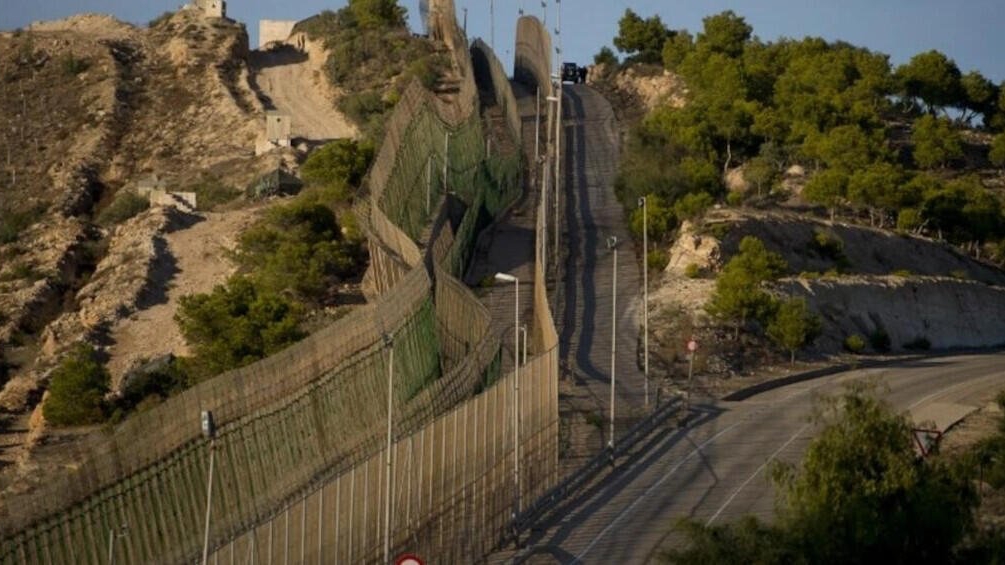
2;1;1003;82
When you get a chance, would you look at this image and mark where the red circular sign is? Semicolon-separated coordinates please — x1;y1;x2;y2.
687;339;698;352
395;554;424;565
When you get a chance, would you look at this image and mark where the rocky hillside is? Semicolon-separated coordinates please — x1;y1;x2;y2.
652;210;1005;380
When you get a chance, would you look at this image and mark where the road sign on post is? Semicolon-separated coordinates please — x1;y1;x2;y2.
687;339;698;353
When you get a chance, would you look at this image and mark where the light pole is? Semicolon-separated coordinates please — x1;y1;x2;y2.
200;410;217;565
638;197;649;409
107;524;127;565
607;236;618;453
443;131;450;192
382;334;394;565
519;325;528;366
495;272;521;515
490;0;495;51
534;87;541;173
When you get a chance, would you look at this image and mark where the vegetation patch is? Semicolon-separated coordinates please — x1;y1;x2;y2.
43;343;109;426
96;191;149;226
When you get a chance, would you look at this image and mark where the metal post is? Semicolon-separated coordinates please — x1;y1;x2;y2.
608;237;618;452
426;156;432;215
640;197;649;409
107;529;115;565
201;411;217;565
686;352;695;413
443;132;450;192
522;325;530;365
495;273;521;516
554;90;561;269
534;88;540;170
490;0;495;51
383;338;394;565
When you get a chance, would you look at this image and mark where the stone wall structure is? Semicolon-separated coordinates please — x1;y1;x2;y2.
258;20;297;48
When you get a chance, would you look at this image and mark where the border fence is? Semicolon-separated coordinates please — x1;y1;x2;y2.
1;2;561;564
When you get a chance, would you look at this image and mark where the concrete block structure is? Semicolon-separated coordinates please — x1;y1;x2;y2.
259;20;298;48
266;112;292;146
193;0;226;19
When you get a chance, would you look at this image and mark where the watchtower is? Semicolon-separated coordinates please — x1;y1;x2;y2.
193;0;226;19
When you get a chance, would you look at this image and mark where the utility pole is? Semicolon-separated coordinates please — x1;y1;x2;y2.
608;236;618;453
383;335;394;565
490;0;495;51
554;0;563;269
534;87;540;173
200;411;217;565
426;155;432;215
639;197;649;409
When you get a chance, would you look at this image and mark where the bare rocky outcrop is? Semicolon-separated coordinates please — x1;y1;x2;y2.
778;276;1005;351
588;63;687;113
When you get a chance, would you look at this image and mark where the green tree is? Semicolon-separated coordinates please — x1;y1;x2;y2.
660;30;693;72
613;9;673;64
176;277;305;379
696;10;752;58
804;125;884;171
673;191;715;222
767;297;821;363
301;139;375;199
960;70;997;125
629;193;674;241
912;114;964;169
661;516;798;564
345;0;406;29
803;168;849;221
896;50;963;114
773;383;977;563
990;133;1005;170
744;155;778;196
707;236;787;336
847;162;907;227
43;343;109;426
594;46;618;67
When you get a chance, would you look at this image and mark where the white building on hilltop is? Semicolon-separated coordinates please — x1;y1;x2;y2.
191;0;226;19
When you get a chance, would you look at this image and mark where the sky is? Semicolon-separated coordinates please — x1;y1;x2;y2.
1;1;1003;82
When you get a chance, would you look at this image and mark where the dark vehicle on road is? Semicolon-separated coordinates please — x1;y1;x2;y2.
562;62;582;84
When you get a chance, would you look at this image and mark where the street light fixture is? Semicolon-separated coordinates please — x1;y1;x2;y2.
495;272;522;514
638;197;649;409
382;334;394;565
200;410;217;565
607;236;618;453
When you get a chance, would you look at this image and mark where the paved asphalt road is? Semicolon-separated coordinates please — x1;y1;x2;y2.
513;353;1005;563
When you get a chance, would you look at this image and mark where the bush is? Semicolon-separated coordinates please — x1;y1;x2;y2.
186;174;239;211
869;328;891;352
61;53;90;76
684;262;702;278
175;277;305;380
903;336;931;351
844;334;866;353
148;11;173;28
948;269;969;280
301;139;375;197
0;204;47;244
0;262;44;283
891;269;913;277
647;249;669;272
97;191;149;226
594;46;618;66
43;343;109;426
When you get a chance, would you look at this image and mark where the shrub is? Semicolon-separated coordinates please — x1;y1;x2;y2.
869;328;892;352
301;139;375;197
186;174;239;211
891;269;913;277
726;191;745;207
61;54;90;76
647;249;669;272
903;336;931;351
175;277;305;380
0;262;44;283
594;46;618;66
684;262;702;278
97;191;149;226
43;343;109;426
948;269;969;280
0;204;47;244
148;11;173;28
844;334;866;353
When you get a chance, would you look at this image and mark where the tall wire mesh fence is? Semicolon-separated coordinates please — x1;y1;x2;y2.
0;1;556;563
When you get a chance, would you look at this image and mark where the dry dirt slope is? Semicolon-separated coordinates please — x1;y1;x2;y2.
657;209;1005;357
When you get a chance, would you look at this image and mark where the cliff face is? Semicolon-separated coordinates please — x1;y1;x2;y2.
778;276;1005;352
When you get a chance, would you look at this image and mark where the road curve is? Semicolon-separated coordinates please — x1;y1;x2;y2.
513;353;1005;563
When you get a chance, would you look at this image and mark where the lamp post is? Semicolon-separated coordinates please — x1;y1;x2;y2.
383;334;394;565
607;236;618;453
200;410;217;565
495;272;521;515
519;325;528;366
554;0;563;269
638;197;649;409
106;524;127;565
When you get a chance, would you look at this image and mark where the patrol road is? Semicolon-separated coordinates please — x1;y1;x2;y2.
516;353;1005;563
